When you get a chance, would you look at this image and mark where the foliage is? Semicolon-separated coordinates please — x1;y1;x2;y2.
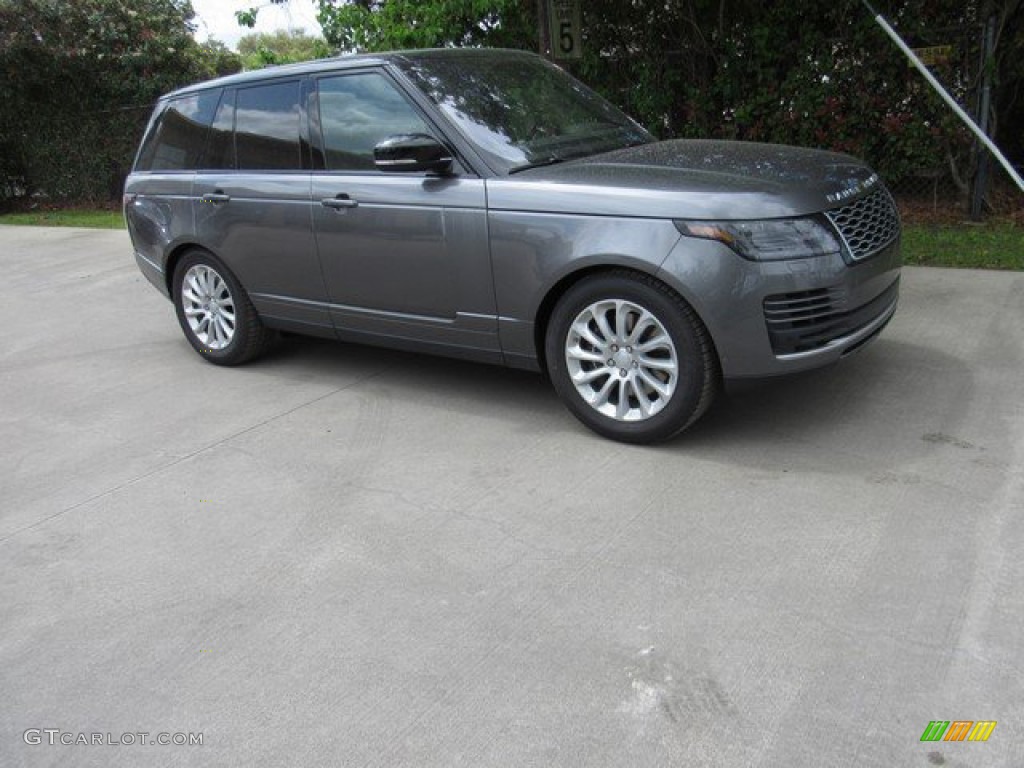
302;0;1022;199
4;0;1021;205
237;29;330;69
199;38;246;78
575;0;1021;193
0;0;241;202
236;0;290;29
316;0;535;53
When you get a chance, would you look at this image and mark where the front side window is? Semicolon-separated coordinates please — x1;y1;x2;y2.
317;72;433;172
135;90;221;171
235;81;302;171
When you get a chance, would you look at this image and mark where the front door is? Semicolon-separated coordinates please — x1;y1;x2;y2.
310;70;497;355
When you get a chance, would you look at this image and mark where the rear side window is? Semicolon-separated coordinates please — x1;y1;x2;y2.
204;91;236;170
135;90;221;171
235;81;302;170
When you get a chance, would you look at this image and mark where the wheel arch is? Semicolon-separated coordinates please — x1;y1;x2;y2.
164;242;207;297
165;242;239;299
533;264;719;376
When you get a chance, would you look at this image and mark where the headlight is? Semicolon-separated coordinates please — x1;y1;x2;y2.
674;217;841;261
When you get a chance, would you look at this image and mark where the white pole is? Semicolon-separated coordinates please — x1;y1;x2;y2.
864;2;1024;193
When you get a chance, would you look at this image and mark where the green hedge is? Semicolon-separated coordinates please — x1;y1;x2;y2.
0;0;240;204
2;0;1020;206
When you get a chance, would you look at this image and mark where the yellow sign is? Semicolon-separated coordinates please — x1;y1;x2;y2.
913;46;954;66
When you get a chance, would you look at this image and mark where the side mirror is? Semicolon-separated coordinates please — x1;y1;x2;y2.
373;134;453;174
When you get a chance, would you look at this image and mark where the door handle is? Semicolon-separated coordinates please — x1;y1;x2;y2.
200;192;231;204
321;194;358;210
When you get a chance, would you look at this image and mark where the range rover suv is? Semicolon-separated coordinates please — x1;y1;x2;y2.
124;48;901;443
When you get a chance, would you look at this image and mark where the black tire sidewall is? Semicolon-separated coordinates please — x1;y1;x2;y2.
545;274;713;443
172;250;256;366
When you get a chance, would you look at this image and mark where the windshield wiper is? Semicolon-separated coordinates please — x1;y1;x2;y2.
508;155;566;174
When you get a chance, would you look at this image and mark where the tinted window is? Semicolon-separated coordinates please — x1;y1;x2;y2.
318;73;432;171
135;90;221;171
204;91;236;170
235;81;302;170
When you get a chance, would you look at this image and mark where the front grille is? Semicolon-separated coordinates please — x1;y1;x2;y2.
825;188;901;262
764;279;899;355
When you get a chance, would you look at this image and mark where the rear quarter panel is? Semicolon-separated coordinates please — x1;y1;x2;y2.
124;173;195;297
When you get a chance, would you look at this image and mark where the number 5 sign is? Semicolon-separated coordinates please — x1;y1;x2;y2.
548;0;582;59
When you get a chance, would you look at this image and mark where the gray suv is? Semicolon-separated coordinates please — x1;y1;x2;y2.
125;48;901;443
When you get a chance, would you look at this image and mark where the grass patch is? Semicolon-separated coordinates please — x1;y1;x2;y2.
902;221;1023;270
0;208;125;229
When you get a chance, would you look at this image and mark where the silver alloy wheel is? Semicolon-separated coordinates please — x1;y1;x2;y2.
181;264;236;350
565;298;679;421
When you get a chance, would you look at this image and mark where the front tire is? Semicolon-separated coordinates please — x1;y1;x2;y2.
172;249;273;366
545;271;718;443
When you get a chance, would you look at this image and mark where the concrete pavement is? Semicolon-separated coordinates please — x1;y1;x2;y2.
1;226;1022;767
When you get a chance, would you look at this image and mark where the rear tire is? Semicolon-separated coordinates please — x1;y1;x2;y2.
172;249;274;366
545;271;718;443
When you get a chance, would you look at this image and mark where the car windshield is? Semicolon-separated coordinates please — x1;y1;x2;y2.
395;50;653;174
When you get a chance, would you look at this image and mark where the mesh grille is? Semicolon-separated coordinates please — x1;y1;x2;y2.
825;188;901;261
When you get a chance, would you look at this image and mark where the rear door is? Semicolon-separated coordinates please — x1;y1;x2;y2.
193;78;331;334
309;69;497;358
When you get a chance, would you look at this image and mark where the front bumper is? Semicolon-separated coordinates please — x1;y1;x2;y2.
656;237;901;378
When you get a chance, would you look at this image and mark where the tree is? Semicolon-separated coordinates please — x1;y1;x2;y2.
298;0;1022;204
200;39;246;78
237;29;330;69
0;0;241;202
316;0;535;53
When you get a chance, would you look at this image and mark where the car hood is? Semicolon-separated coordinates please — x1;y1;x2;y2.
486;139;881;220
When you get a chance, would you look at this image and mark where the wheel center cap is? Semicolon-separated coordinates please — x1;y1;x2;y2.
613;348;633;369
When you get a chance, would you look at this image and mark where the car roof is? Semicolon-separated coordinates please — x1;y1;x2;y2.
163;47;537;100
